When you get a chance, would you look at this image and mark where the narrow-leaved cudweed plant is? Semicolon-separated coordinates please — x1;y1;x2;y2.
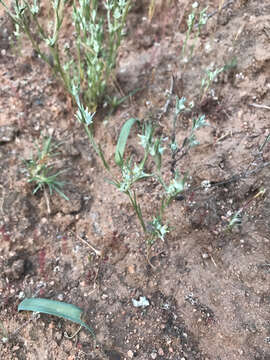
181;2;208;62
73;87;208;249
0;0;131;110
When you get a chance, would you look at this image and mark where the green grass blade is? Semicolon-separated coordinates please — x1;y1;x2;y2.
18;298;94;336
54;187;69;201
115;118;139;166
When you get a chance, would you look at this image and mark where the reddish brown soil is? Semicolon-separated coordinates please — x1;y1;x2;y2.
0;0;270;359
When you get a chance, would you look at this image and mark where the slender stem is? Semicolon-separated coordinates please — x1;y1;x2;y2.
140;149;149;170
83;124;99;154
50;45;70;92
127;190;147;233
21;22;49;64
30;11;47;40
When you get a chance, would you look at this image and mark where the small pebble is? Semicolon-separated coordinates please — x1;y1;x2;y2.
57;294;64;301
55;332;62;341
128;265;135;274
202;252;209;259
127;350;134;358
18;291;25;300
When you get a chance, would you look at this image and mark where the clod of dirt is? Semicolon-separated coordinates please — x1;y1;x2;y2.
0;125;17;144
4;258;26;280
50;190;83;215
3;192;34;235
117;51;152;93
104;348;122;360
0;17;13;52
254;43;270;64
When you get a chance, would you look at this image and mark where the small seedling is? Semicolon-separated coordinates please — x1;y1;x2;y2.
170;96;208;174
24;136;68;202
182;2;208;61
74;87;208;250
227;209;242;231
200;66;224;100
105;87;141;115
227;188;266;232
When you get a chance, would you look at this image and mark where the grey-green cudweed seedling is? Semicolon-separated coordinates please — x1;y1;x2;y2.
74;88;208;248
182;2;208;61
226;188;266;232
170;96;207;175
200;66;224;100
0;0;131;110
25;136;68;201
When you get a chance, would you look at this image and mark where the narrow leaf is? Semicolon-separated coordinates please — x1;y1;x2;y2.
18;298;94;336
115;118;139;166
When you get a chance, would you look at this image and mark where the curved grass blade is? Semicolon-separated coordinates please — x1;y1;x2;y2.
115;118;139;166
18;298;94;337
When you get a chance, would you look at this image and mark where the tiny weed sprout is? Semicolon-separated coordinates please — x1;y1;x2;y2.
24;136;68;202
171;97;208;175
200;66;225;100
0;0;131;109
227;209;243;231
227;188;266;232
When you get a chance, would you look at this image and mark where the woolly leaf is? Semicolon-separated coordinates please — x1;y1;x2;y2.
115;118;139;166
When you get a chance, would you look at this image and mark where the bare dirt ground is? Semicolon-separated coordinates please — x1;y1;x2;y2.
0;0;270;359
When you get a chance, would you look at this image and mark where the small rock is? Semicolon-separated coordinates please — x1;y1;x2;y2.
55;332;62;342
151;352;157;359
201;252;209;259
51;190;83;214
18;291;25;299
57;294;64;301
127;350;134;358
132;296;150;308
0;125;17;144
127;265;135;274
158;348;164;356
5;258;25;280
104;349;122;360
117;51;151;93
